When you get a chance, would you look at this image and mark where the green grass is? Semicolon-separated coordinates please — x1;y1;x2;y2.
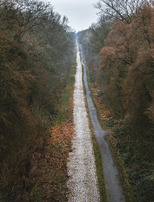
30;48;77;202
87;73;137;201
106;134;136;201
85;97;109;202
92;134;109;202
81;57;109;202
56;51;76;123
84;95;109;202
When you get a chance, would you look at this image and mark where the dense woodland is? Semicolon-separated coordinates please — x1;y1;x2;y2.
0;0;75;200
1;0;154;201
78;0;154;201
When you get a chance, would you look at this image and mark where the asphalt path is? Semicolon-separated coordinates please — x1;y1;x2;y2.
79;43;125;202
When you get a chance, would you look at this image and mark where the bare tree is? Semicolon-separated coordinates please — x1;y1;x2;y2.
90;15;113;53
95;0;150;23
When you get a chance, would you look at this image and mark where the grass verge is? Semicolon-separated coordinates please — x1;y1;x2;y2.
81;52;136;201
91;130;109;202
56;63;76;123
89;82;136;201
30;50;76;201
81;60;109;202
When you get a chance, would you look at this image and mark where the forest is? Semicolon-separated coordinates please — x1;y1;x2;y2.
1;0;154;201
0;0;75;200
78;0;154;201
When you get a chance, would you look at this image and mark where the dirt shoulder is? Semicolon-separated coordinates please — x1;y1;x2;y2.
29;61;76;201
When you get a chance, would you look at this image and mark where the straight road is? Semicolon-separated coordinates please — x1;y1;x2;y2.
67;41;100;201
80;42;125;202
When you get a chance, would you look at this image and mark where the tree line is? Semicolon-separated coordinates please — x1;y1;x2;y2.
78;0;153;201
0;0;75;200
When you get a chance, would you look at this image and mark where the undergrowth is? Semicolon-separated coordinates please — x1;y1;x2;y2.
29;49;76;201
90;81;154;202
56;63;76;123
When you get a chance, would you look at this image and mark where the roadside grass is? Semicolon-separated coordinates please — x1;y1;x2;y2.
106;133;136;201
56;63;76;123
30;49;76;201
81;52;136;201
91;128;109;202
81;59;109;202
89;81;137;201
81;51;153;201
82;58;112;132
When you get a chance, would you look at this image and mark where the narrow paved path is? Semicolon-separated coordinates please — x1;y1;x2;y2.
80;44;125;202
67;42;100;201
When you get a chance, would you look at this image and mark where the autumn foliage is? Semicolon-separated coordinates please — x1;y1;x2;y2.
0;0;75;200
98;5;153;201
99;5;154;134
78;2;153;201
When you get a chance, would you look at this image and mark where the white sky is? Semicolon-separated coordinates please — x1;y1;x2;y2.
45;0;99;32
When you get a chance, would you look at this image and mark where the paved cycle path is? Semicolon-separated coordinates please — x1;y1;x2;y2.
80;44;125;202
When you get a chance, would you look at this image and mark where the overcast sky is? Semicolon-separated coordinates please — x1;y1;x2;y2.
45;0;99;32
